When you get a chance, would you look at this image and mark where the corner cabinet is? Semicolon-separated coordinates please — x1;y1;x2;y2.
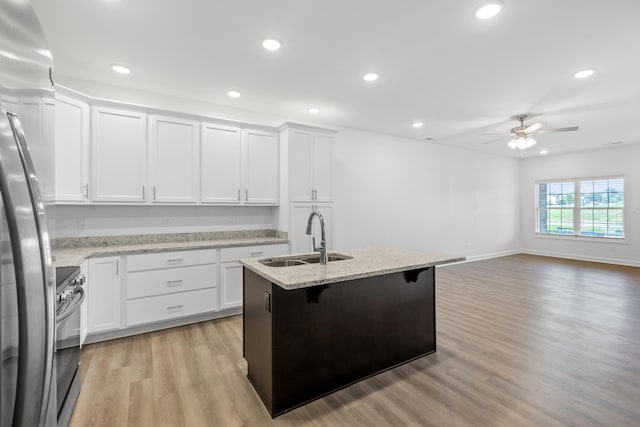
91;107;147;203
289;128;334;203
149;115;199;203
54;94;90;203
87;256;122;334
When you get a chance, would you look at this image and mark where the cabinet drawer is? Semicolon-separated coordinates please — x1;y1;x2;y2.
220;243;288;263
126;287;218;326
127;264;217;299
127;249;217;272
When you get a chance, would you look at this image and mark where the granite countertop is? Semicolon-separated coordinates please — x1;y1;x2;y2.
240;247;465;290
54;231;288;267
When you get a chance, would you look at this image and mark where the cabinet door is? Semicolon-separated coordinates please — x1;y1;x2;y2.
91;107;147;202
87;257;121;333
289;129;314;202
201;123;242;203
313;133;334;202
19;97;56;201
220;261;243;309
150;116;199;203
244;129;278;204
55;95;90;202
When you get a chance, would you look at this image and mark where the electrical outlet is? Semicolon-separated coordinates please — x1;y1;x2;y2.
163;217;170;225
77;218;86;229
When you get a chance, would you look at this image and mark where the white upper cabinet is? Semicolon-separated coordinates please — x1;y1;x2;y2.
289;128;334;203
149;116;199;203
243;129;279;204
54;94;90;203
91;107;147;202
201;123;242;204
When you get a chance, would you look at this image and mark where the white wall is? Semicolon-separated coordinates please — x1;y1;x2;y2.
332;128;521;259
519;144;640;266
50;205;277;238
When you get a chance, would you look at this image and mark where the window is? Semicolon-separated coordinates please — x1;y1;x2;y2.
536;176;624;239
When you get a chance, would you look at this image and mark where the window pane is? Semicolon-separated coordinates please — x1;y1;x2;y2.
580;210;594;235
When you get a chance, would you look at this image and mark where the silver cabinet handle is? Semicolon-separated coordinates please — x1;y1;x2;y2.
314;189;317;200
166;279;184;287
311;189;314;200
167;304;184;312
116;258;119;275
245;189;248;201
166;258;184;263
250;251;263;257
237;189;240;201
142;185;145;199
153;186;157;200
84;183;89;199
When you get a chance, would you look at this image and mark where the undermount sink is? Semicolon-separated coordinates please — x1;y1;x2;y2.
260;259;307;267
259;253;353;267
300;254;353;264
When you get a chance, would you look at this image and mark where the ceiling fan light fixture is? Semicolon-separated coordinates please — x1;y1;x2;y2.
475;1;504;19
508;136;536;150
573;69;595;79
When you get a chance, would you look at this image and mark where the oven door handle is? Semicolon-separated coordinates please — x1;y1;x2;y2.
56;286;85;324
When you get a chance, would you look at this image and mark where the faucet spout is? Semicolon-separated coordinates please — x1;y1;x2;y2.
305;211;328;264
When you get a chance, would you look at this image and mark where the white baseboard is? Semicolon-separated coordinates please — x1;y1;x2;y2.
438;249;640;268
520;249;640;268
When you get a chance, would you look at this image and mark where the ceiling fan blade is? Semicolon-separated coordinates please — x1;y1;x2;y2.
523;122;543;133
532;126;579;135
480;132;507;136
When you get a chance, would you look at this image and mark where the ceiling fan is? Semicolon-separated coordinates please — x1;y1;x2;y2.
482;114;579;150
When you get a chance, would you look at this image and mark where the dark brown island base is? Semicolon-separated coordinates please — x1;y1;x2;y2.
240;248;463;418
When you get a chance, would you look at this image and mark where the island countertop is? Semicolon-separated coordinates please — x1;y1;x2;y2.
240;247;464;290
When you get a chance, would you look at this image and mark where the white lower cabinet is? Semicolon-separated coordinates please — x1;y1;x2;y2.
127;288;218;326
220;244;289;309
125;249;218;327
87;256;121;334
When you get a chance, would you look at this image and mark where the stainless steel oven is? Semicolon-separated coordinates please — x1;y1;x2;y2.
55;266;85;426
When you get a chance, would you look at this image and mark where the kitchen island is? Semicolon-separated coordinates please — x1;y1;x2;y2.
241;248;463;417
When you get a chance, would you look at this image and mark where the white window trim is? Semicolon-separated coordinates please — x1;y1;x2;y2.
534;174;626;241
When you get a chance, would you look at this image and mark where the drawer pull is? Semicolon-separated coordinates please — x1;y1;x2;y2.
166;258;184;263
166;304;184;312
250;251;263;257
166;280;184;286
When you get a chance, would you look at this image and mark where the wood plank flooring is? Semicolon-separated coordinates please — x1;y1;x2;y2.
70;254;640;426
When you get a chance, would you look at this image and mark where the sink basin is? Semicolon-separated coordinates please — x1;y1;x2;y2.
258;253;353;267
260;259;307;267
301;254;353;264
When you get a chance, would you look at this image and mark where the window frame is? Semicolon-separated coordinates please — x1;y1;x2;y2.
534;175;626;241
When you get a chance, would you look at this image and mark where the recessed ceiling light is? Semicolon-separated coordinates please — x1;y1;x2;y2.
227;90;241;98
308;107;320;114
412;122;424;128
111;64;131;75
573;69;595;79
539;150;548;155
475;1;504;19
363;72;379;82
262;39;281;51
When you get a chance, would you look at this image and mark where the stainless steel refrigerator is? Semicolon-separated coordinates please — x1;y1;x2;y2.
0;0;56;425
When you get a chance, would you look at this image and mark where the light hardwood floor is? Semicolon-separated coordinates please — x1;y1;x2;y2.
70;254;640;426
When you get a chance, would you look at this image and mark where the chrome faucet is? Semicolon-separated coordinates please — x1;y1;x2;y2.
305;211;328;264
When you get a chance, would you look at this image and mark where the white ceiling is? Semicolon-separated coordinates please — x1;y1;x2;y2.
32;0;640;158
